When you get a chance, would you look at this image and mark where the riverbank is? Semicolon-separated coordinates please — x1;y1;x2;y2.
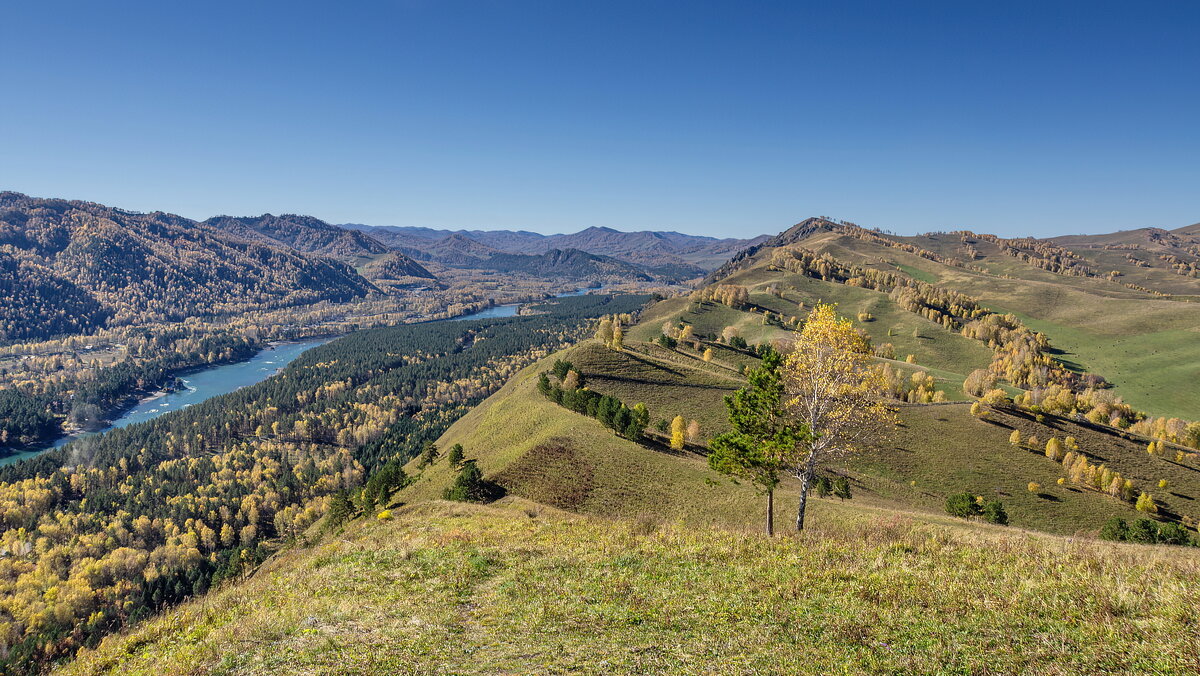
0;290;601;466
0;338;330;467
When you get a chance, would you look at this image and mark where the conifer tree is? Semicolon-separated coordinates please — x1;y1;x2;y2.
444;460;489;503
417;441;440;468
814;476;832;498
708;351;807;536
982;499;1008;525
833;476;852;501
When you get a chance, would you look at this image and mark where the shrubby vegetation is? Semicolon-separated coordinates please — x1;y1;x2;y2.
944;491;1009;525
1100;516;1195;546
538;360;651;442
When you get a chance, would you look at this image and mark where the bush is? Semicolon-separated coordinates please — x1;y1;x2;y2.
945;492;982;519
814;476;832;498
981;389;1009;406
1099;517;1129;542
1102;516;1194;546
443;460;502;503
982;500;1008;525
1128;518;1161;544
1156;522;1193;546
833;476;852;501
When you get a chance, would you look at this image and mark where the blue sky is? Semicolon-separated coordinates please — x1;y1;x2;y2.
1;1;1196;238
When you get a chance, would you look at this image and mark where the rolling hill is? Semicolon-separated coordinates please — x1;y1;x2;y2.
703;217;1200;420
204;213;391;262
480;248;654;282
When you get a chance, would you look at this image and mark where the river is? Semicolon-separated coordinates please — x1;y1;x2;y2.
0;291;591;466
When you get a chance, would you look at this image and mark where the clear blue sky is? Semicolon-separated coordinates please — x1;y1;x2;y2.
1;1;1196;238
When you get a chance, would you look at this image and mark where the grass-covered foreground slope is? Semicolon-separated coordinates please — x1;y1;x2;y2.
65;501;1200;675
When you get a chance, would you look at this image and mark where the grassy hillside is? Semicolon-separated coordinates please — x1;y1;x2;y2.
401;341;806;528
65;501;1200;675
851;403;1200;536
781;223;1200;419
406;330;1200;538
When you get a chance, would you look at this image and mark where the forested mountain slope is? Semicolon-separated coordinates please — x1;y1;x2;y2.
203;214;378;259
0;193;378;340
480;248;653;282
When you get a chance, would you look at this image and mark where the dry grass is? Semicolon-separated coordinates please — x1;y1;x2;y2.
64;501;1200;675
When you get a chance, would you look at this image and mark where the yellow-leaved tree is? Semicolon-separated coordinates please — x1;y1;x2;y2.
782;304;897;531
669;415;687;450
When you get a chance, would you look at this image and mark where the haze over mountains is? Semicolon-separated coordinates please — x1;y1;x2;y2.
345;223;769;275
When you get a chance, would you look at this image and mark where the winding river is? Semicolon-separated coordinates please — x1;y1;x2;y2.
0;293;584;467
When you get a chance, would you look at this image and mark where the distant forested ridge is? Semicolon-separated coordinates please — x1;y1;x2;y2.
0;293;649;673
347;223;768;272
0;192;377;340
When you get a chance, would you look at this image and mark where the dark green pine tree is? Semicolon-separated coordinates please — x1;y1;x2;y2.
833;476;852;501
417;441;440;468
326;490;355;529
448;443;465;466
708;351;810;536
444;460;487;502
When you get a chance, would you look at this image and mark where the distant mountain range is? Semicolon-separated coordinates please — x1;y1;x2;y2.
343;223;769;277
0;192;766;341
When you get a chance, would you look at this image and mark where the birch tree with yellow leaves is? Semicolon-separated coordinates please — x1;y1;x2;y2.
782;304;897;531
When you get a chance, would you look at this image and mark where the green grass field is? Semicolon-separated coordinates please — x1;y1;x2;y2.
64;501;1200;675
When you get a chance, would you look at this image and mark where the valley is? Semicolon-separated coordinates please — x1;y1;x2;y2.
2;199;1200;674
